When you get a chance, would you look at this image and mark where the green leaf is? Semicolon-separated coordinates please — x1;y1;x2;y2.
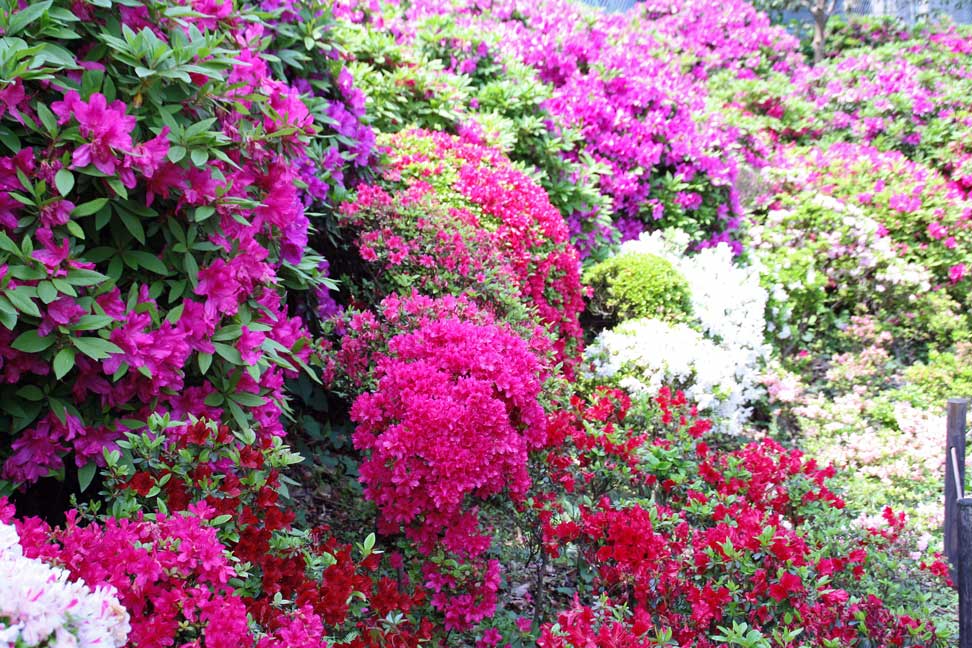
117;209;145;244
5;286;39;316
194;206;215;222
71;336;123;360
53;347;75;379
225;399;249;430
197;352;213;374
72;314;115;331
77;461;96;493
7;1;53;36
230;392;265;407
33;43;77;69
0;126;21;153
72;198;107;217
11;330;55;353
0;296;16;329
65;268;108;286
37;103;58;134
65;220;85;239
36;281;57;304
212;324;242;341
128;251;168;275
167;146;186;163
106;176;128;199
212;342;242;364
50;279;76;297
54;169;74;197
16;385;44;401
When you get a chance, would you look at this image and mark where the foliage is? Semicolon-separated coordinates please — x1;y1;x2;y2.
583;252;693;329
0;0;964;646
334;13;612;237
750;190;968;357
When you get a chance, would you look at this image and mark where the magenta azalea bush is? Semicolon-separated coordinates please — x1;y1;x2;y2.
0;0;380;491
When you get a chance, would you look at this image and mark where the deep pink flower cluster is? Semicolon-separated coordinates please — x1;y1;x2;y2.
722;21;972;184
8;506;251;648
349;293;550;556
338;182;523;323
383;0;752;251
636;0;803;77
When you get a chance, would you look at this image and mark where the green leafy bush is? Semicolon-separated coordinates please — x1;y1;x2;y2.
894;343;972;410
583;252;693;329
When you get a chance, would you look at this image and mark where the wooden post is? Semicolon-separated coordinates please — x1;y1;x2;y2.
947;398;969;583
958;497;972;648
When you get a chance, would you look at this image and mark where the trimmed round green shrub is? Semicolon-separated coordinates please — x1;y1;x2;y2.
583;252;693;327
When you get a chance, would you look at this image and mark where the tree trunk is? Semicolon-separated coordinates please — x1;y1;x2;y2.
811;0;828;64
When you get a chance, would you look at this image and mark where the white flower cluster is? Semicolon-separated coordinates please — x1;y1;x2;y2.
0;522;130;648
585;230;769;434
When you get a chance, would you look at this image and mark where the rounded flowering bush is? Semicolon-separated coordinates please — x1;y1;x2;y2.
750;191;967;356
0;0;378;491
334;12;611;231
347;130;584;371
337;183;526;331
336;292;563;633
780;144;972;300
636;0;803;78
377;0;751;251
345;293;554;556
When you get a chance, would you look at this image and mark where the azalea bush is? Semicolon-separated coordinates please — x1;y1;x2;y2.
782;144;972;299
4;416;435;648
0;0;382;493
750;188;968;356
339;129;585;370
0;0;963;645
334;12;612;238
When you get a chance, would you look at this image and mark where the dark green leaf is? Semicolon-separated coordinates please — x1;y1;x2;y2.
36;281;57;304
5;286;39;317
11;329;55;353
71;336;124;360
72;198;107;217
53;347;75;379
54;169;74;197
77;461;96;492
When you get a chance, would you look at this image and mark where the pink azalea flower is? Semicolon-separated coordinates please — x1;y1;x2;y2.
950;263;967;284
237;326;266;366
54;91;136;175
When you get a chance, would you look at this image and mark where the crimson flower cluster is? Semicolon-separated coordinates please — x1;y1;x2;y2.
535;388;942;647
